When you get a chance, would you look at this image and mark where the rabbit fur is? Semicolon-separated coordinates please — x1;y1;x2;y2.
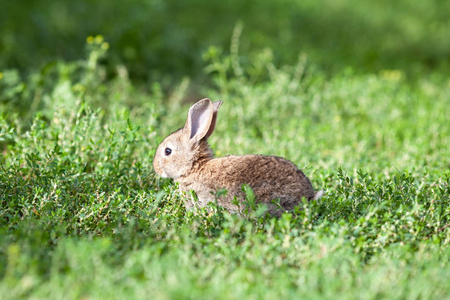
153;98;323;216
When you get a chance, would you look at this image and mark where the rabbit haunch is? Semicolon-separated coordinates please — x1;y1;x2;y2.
153;98;323;216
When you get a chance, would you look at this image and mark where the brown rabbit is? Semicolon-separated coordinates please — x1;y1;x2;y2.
153;98;323;216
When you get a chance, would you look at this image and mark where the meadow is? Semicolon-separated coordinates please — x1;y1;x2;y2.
1;0;450;299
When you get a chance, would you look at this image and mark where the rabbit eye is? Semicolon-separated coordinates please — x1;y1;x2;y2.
164;148;172;156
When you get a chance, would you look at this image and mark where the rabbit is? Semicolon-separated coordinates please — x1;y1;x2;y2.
153;98;323;217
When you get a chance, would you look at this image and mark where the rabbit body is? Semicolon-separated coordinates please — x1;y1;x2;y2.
153;98;322;216
179;154;317;216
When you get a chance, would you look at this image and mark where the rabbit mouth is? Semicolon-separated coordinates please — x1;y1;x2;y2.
153;159;168;178
157;162;168;178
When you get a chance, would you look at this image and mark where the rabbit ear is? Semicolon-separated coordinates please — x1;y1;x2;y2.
204;100;223;140
185;98;216;143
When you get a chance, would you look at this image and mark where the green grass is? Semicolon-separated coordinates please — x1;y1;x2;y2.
1;43;449;299
1;1;450;298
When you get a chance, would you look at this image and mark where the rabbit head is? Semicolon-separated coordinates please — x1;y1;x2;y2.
153;98;222;180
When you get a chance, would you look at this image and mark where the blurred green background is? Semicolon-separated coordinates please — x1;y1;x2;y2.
2;0;449;85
